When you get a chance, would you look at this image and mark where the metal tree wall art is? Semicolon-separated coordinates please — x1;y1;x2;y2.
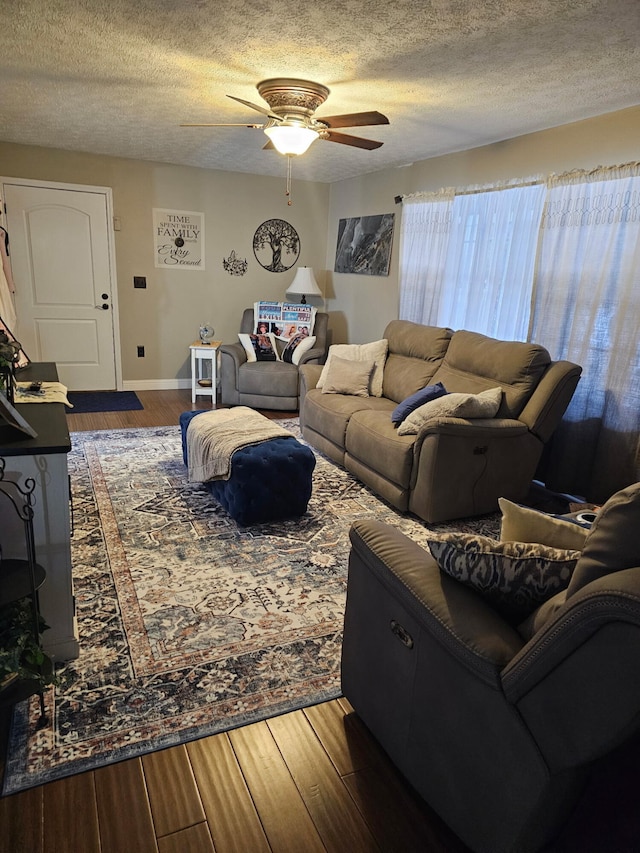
253;219;300;272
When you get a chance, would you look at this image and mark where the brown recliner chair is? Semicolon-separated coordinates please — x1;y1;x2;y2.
219;308;329;411
341;482;640;853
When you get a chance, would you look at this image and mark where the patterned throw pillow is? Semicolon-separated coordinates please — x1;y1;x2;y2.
427;532;580;622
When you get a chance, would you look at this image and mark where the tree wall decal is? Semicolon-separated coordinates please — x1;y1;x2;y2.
253;219;300;272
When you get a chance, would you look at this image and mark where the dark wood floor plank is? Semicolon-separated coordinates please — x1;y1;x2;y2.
157;822;215;853
268;709;381;853
94;758;158;853
0;785;43;853
229;719;326;853
304;698;378;777
187;734;270;853
143;745;206;838
344;764;469;853
43;772;101;853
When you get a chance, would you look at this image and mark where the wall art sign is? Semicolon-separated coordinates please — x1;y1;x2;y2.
334;213;395;276
153;208;205;269
253;219;300;272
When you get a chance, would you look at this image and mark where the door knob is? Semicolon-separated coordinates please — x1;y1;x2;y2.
97;303;109;310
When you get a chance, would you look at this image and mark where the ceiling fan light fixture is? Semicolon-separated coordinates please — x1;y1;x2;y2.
264;123;319;155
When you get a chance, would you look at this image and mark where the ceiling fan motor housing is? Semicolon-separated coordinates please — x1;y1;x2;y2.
257;78;330;123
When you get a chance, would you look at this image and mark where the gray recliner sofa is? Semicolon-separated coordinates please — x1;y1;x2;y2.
299;319;581;523
220;308;329;411
341;482;640;853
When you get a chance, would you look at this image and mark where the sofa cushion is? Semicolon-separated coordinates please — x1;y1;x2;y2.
566;482;640;597
499;498;590;551
346;409;415;489
302;388;383;449
431;330;550;418
397;387;502;436
391;382;448;426
321;355;374;397
382;321;453;403
318;339;388;397
428;532;580;622
238;360;300;397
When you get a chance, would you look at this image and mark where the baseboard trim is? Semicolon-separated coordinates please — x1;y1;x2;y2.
122;378;192;392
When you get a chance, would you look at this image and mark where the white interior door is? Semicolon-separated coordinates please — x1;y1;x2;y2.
2;180;119;390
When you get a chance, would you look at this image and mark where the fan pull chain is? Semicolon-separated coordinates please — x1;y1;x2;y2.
286;155;293;205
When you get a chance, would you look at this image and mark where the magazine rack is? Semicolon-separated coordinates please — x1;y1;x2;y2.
0;457;49;725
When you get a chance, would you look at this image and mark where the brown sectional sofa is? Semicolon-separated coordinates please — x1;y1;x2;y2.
299;320;582;523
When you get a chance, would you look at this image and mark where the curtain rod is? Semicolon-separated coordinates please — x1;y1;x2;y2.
396;178;543;203
396;160;640;203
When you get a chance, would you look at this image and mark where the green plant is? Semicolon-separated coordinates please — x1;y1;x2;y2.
0;597;57;692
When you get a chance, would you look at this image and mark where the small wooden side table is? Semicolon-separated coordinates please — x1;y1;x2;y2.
189;341;221;407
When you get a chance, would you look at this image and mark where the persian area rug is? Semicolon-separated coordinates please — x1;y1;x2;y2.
65;390;143;413
3;422;499;795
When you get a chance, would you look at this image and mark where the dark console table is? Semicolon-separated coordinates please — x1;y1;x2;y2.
0;363;78;661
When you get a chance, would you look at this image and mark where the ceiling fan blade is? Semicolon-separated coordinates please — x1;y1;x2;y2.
262;139;276;150
227;94;281;121
324;131;383;150
180;123;263;128
316;111;389;129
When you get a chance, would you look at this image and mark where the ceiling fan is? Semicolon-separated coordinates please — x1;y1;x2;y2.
181;78;389;156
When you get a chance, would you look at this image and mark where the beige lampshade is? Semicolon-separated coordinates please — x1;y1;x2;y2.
286;267;322;303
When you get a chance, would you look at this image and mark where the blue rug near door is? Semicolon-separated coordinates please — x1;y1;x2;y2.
65;391;143;414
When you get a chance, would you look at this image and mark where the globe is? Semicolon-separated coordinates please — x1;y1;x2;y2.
199;324;215;344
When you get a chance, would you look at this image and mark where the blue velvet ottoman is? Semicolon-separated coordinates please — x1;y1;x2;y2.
180;410;315;526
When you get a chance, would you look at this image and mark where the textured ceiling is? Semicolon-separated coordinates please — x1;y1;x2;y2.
1;0;639;183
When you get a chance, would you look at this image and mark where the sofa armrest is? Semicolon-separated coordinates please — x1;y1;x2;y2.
297;346;325;366
219;341;247;367
299;362;322;389
518;360;582;443
415;416;527;440
348;519;524;680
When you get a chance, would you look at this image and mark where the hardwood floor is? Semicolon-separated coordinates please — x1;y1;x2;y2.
1;391;637;852
0;390;467;853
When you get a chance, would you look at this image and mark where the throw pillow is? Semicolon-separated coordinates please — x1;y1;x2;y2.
499;498;590;551
320;355;373;397
391;382;448;426
317;339;388;397
428;532;580;622
397;387;503;436
282;334;316;365
238;332;280;362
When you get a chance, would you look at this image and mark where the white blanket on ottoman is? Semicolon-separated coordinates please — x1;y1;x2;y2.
187;407;293;482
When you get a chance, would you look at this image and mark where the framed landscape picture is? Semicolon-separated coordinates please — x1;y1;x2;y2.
334;213;395;276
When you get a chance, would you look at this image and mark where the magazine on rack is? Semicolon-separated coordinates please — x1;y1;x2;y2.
254;301;316;340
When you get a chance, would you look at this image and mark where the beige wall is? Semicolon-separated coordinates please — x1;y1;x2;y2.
2;103;639;384
0;143;330;386
325;105;640;345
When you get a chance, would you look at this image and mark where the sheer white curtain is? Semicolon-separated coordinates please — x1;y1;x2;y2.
530;165;640;501
437;184;545;340
398;190;454;324
399;183;545;340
